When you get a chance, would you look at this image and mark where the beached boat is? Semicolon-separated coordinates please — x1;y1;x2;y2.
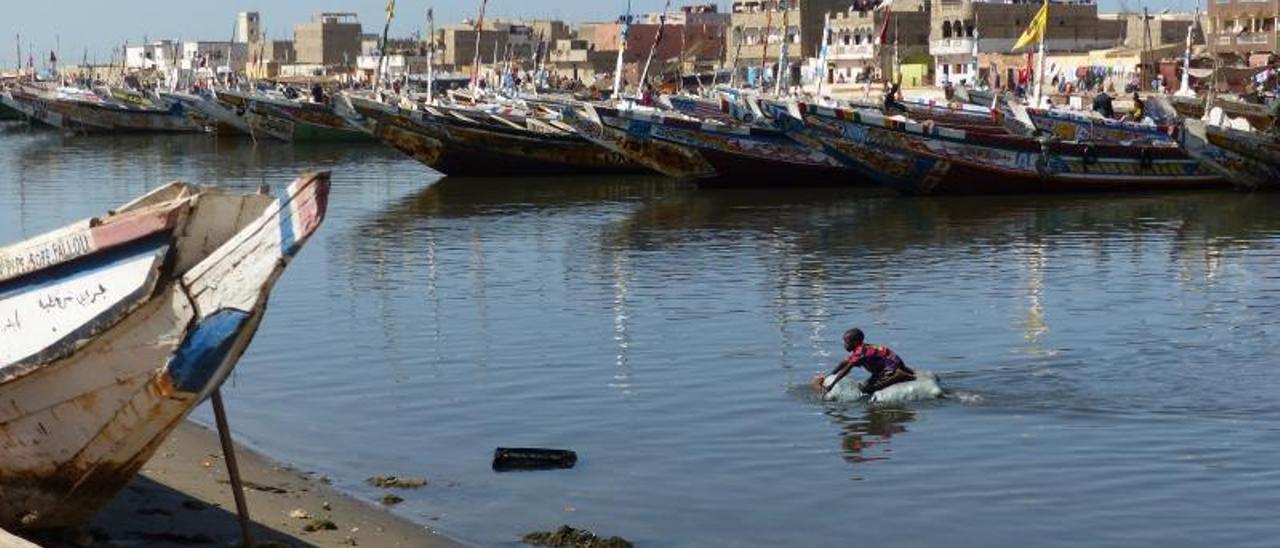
562;103;852;187
218;90;368;142
4;86;200;134
1023;107;1175;144
340;95;638;176
1180;119;1280;190
765;101;1227;195
1170;95;1274;132
0;172;329;529
160;90;253;137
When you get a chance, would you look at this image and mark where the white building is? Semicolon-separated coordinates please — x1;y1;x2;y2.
179;41;248;73
356;54;431;77
125;41;180;71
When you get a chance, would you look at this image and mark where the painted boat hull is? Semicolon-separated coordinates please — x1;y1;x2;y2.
5;88;200;133
0;172;330;529
1025;107;1174;144
586;105;855;187
343;96;638;177
772;102;1228;195
1180;119;1280;190
219;91;369;142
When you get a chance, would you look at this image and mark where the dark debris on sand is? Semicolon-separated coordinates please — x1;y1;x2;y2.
366;476;428;489
522;525;633;548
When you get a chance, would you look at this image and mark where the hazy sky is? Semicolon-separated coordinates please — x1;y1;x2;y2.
1;0;1200;69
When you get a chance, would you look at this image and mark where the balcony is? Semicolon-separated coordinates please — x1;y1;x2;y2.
550;50;588;63
1237;32;1271;45
931;38;975;55
829;44;876;60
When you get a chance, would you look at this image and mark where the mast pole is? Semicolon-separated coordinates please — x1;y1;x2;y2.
470;0;490;91
774;0;790;97
612;0;631;100
639;0;672;95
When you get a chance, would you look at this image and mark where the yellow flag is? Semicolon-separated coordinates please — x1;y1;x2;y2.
1012;0;1048;51
386;0;396;19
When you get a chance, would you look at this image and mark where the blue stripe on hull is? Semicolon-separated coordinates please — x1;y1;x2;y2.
166;308;251;393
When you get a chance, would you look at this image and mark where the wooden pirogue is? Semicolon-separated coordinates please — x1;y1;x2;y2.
0;172;329;529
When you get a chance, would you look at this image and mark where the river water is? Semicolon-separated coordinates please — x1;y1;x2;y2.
3;124;1279;547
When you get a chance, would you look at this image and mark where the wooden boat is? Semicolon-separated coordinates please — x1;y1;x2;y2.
4;86;200;134
1170;95;1274;132
765;101;1227;195
1180;119;1280;190
1023;107;1175;144
0;172;330;530
339;94;638;176
218;90;369;142
159;90;253;137
899;99;1008;134
562;103;852;187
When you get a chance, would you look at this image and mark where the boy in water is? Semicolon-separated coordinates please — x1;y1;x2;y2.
812;328;916;397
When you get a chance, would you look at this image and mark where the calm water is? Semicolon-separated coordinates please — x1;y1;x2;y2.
3;122;1280;547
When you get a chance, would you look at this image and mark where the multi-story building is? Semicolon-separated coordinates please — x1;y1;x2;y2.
179;41;249;73
125;40;180;71
294;13;363;66
1207;0;1278;60
236;12;261;44
824;0;931;86
638;4;733;27
438;25;511;71
727;0;857;85
930;0;1124;85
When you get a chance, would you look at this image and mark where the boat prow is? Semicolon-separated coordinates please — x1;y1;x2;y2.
0;171;330;529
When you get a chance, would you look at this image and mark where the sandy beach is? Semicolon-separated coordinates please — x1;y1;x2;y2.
16;421;465;548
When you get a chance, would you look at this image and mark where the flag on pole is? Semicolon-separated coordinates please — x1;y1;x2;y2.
1012;0;1049;51
386;0;396;20
878;8;891;45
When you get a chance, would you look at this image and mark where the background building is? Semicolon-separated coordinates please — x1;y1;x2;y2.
294;12;363;66
824;0;931;87
727;0;856;86
1207;0;1278;64
236;12;261;44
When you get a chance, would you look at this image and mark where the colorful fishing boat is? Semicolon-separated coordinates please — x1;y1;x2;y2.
1180;119;1280;190
218;90;368;142
563;103;852;187
339;94;638;176
4;86;200;134
1024;107;1175;144
765;101;1227;195
159;90;253;137
0;172;329;530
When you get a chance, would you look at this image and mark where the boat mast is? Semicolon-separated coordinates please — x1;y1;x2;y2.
774;0;790;96
815;11;831;98
469;0;490;91
1034;1;1047;107
761;1;774;89
729;22;745;88
611;0;631;100
426;7;436;103
1177;2;1198;96
375;0;396;94
639;0;672;94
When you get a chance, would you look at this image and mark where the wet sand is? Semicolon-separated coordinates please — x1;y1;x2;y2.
21;421;465;548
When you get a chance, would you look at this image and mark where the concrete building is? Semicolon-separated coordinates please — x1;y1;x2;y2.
294;13;363;66
638;4;733;27
236;12;261;43
1207;0;1278;62
438;25;511;71
125;40;180;71
930;0;1125;85
824;0;931;86
179;41;248;73
727;0;857;85
1099;12;1198;50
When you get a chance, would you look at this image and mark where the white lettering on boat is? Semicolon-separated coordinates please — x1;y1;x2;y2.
0;232;95;281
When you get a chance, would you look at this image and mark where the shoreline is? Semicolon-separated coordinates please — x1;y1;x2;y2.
25;420;466;548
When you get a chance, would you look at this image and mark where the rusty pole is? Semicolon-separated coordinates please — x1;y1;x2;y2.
211;389;254;548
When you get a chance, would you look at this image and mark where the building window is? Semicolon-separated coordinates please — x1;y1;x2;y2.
943;21;952;38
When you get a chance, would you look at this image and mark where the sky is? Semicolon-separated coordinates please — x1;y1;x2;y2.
1;0;1201;70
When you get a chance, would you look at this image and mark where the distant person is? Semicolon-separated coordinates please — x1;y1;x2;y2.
883;82;904;113
1092;91;1115;118
1129;92;1146;123
812;328;917;397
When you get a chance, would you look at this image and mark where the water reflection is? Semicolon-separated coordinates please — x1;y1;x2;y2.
824;404;917;466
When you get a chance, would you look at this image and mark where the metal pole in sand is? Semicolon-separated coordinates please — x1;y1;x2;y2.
211;389;254;548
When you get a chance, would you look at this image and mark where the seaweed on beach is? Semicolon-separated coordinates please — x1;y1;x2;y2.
522;525;633;548
366;476;428;489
